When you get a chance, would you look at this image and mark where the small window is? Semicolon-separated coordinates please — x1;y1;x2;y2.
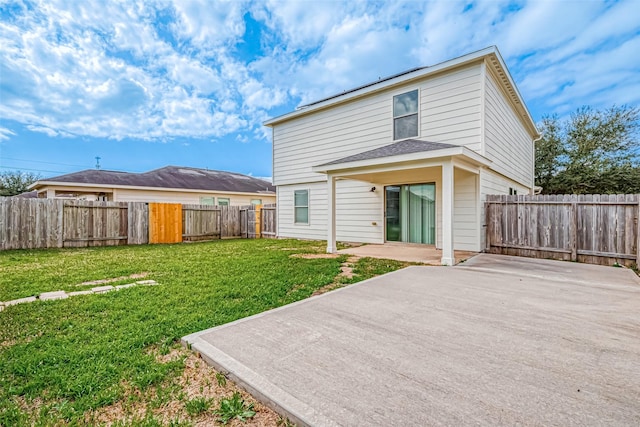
294;190;309;224
251;199;262;205
200;197;215;205
217;198;230;206
393;90;419;140
509;188;518;195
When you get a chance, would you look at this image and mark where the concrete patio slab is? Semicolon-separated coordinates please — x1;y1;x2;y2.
338;242;477;264
183;257;640;426
459;253;640;287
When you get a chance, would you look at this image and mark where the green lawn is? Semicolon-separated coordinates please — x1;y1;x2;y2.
0;239;409;426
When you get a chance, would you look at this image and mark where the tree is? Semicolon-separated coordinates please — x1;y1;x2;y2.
535;105;640;194
0;170;42;197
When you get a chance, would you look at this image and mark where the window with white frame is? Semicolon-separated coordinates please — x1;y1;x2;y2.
200;197;215;205
217;198;230;206
294;190;309;224
251;199;262;205
393;90;419;140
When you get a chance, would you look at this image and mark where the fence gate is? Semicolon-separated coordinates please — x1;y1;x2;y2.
63;200;129;248
182;205;221;241
261;204;276;238
148;203;183;244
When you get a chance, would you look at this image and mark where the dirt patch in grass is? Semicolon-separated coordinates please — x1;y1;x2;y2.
84;346;284;426
76;273;150;287
289;253;340;259
312;256;360;296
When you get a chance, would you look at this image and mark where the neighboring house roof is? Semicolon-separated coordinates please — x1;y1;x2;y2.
30;166;275;194
264;46;539;138
11;190;38;198
320;140;459;166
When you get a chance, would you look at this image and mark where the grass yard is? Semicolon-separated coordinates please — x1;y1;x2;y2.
0;239;410;426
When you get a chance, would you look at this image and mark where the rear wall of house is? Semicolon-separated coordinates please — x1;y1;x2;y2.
274;63;485;249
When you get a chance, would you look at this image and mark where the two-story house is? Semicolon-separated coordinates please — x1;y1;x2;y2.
265;46;539;265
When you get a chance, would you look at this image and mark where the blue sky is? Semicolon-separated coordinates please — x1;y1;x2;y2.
1;0;639;180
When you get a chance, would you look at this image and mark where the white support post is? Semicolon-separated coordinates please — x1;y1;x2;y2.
441;161;456;266
327;174;337;253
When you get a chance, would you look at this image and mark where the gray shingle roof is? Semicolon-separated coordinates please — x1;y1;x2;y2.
320;139;459;166
39;166;275;193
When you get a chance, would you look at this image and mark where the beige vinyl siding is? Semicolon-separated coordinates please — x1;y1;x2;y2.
277;181;384;243
453;169;479;251
272;64;484;186
422;65;483;153
114;189;275;206
484;70;534;187
336;180;383;243
277;182;327;240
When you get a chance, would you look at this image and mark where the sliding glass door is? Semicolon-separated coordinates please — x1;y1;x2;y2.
385;184;435;244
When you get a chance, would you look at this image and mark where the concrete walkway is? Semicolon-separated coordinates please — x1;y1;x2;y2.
183;255;640;426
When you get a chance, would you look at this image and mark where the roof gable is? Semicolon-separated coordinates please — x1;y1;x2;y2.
264;46;538;138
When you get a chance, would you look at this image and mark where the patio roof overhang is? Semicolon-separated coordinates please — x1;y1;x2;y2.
311;140;491;177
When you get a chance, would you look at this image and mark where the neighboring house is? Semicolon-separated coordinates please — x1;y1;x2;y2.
265;46;539;265
29;166;275;206
11;191;38;198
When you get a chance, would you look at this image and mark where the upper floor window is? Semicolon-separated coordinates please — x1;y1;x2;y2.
393;90;419;140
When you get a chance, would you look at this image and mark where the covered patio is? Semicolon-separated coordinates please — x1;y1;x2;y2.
338;242;477;265
312;140;491;265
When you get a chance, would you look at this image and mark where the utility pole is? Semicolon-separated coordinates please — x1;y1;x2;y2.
95;156;101;170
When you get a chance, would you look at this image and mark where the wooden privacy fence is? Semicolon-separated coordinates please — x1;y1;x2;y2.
486;194;640;267
0;198;277;251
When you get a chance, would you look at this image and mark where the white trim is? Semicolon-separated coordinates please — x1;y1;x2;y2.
441;160;455;266
479;60;487;157
326;176;336;253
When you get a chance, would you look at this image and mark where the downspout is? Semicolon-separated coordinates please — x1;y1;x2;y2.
531;134;542;194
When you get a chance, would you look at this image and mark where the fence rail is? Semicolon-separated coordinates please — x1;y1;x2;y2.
0;198;276;250
486;194;640;267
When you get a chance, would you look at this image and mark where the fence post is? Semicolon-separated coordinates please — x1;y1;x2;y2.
571;200;578;261
637;198;640;267
485;198;491;252
255;205;262;239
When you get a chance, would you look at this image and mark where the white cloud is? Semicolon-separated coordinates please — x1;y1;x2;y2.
0;126;16;141
26;125;60;137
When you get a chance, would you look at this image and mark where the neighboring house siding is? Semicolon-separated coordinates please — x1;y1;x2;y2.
272;64;483;186
484;70;534;188
112;189;274;206
453;168;479;252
